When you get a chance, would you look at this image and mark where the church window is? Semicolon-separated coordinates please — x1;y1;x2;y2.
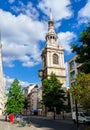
53;54;58;64
50;36;52;39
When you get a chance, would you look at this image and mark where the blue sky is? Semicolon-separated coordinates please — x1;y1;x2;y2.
0;0;90;89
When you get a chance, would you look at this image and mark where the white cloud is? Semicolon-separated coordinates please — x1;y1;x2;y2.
8;0;15;4
78;0;90;24
0;9;46;67
38;0;73;21
5;76;30;90
0;0;74;68
58;31;77;52
11;1;39;20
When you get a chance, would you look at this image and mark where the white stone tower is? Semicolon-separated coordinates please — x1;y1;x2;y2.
0;35;6;115
41;9;66;88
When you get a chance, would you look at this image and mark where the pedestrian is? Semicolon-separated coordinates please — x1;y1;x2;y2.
15;112;22;122
5;114;8;121
9;113;14;123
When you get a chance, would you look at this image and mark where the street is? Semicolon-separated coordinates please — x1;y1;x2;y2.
0;115;90;130
29;116;89;130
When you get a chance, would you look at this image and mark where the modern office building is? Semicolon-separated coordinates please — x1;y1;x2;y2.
68;55;82;113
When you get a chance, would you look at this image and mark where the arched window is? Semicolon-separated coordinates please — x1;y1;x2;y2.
53;54;58;64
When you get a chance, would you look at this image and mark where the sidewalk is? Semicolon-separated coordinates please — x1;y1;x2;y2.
28;115;72;121
0;116;42;130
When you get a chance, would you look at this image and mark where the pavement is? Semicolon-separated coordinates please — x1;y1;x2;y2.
0;116;42;130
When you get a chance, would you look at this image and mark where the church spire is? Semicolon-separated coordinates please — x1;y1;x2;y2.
45;9;58;44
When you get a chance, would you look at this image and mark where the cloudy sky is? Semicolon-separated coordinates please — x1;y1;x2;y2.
0;0;90;89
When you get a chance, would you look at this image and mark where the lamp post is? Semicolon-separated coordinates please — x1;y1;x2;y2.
54;107;56;120
75;99;79;130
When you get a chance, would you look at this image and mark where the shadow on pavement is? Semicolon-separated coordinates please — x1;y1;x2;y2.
28;116;90;130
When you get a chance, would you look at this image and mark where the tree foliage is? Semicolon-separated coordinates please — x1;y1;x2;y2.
5;79;25;114
69;72;90;109
71;23;90;73
42;72;66;113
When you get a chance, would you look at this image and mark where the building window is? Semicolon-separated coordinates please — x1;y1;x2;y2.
53;54;58;64
77;67;81;74
69;61;74;70
70;71;75;80
76;62;80;66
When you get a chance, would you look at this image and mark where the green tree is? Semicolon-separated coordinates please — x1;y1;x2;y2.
71;23;90;73
69;72;90;109
42;72;66;119
5;79;25;114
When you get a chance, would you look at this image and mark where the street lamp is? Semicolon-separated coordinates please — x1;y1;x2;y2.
54;107;56;120
75;99;79;130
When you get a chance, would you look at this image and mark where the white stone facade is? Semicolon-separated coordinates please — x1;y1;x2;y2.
41;10;66;88
0;41;6;115
25;84;42;115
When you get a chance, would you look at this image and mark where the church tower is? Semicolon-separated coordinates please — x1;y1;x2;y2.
41;9;66;88
0;35;6;115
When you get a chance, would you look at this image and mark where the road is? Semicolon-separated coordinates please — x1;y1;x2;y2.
29;116;89;130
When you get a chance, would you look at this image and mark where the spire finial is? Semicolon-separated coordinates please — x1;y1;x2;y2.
50;8;53;21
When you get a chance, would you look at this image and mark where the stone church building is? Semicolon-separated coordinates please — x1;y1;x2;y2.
39;9;66;89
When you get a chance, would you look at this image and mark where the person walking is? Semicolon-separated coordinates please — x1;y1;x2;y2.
9;113;14;123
